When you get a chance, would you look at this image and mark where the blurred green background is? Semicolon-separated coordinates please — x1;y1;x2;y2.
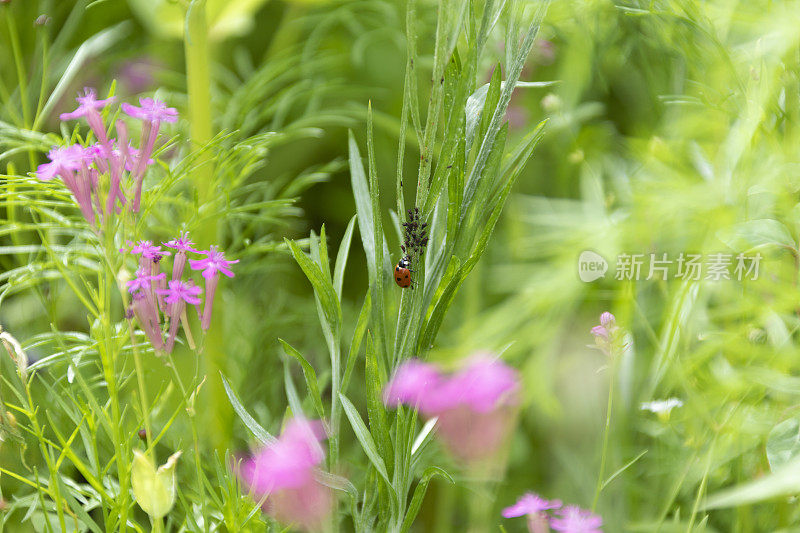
4;0;800;531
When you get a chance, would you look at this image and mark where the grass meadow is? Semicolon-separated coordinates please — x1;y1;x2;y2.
2;0;800;531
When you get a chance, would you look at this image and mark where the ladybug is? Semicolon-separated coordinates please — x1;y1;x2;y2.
394;257;412;288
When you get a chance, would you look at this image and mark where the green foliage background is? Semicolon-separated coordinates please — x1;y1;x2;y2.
2;0;800;531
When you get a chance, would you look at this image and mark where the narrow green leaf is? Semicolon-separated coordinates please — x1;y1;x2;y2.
718;218;797;253
314;470;359;501
333;215;357;299
365;334;393;473
461;6;546;217
367;106;388;369
601;450;648;490
411;417;439;457
55;475;103;533
279;339;326;421
400;466;454;533
221;373;275;445
349;131;376;280
419;126;529;353
283;359;304;419
767;419;800;472
339;393;393;489
319;224;332;282
342;291;371;394
285;238;341;334
703;456;800;510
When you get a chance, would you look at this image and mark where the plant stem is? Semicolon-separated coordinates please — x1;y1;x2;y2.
24;383;68;532
592;358;616;512
100;225;130;531
5;10;30;127
185;0;214;204
129;321;154;451
4;8;36;170
165;357;208;532
184;0;231;452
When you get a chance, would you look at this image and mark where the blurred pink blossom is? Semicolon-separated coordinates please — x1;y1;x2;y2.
384;354;519;461
237;418;333;531
503;492;562;533
382;359;441;412
550;505;603;533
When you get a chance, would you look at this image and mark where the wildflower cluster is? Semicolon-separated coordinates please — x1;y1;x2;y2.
384;353;519;461
503;492;603;533
124;232;237;353
36;88;177;226
236;418;333;531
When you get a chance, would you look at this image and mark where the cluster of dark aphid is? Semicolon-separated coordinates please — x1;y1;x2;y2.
394;207;429;288
400;207;429;259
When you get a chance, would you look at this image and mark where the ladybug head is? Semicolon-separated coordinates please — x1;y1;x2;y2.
398;257;411;269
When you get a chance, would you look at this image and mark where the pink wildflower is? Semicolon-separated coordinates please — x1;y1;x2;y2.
164;232;196;281
37;146;98;224
122;97;178;211
129;240;170;270
59;88;115;146
158;280;202;306
189;245;238;279
122;97;178;124
237;418;333;531
127;269;166;294
384;354;519;462
503;493;562;517
189;246;238;330
382;360;442;412
503;493;562;533
156;280;201;353
550;506;603;533
36;145;85;181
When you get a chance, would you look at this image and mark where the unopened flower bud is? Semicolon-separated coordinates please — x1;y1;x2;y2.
131;450;181;520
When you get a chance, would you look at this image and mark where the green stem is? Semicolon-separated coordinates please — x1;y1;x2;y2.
4;8;36;170
184;0;231;452
185;0;214;204
24;384;68;532
5;10;30;127
32;27;50;131
129;321;154;451
99;227;130;531
433;480;455;533
165;358;208;532
591;357;616;512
